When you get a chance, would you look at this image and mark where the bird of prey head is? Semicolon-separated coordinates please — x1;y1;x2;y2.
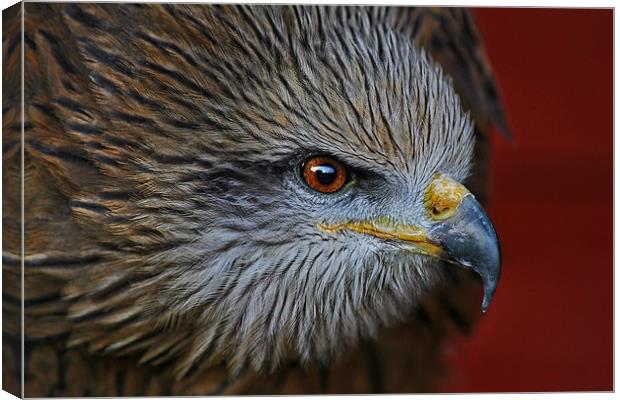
15;4;501;378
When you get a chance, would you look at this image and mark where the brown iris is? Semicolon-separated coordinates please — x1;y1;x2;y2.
302;156;347;193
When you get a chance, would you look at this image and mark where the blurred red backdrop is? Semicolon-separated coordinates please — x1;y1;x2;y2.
439;8;613;392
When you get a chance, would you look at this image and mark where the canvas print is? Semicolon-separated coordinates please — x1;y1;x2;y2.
2;2;612;396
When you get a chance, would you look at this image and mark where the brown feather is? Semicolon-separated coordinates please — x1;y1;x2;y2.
4;4;507;395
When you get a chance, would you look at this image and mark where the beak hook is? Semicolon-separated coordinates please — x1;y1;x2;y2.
428;194;501;312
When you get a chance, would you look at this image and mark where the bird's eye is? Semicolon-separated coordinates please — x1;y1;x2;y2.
301;156;348;193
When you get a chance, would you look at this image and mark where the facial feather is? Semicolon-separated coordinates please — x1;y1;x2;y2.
27;4;475;377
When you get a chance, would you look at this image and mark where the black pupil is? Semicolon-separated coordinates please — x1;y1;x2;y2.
311;164;337;185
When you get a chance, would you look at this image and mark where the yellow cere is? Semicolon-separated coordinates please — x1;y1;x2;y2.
424;173;470;221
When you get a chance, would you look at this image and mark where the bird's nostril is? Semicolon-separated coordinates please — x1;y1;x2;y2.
432;203;453;219
432;205;442;215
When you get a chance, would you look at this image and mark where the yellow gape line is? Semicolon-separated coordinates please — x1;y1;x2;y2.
317;217;443;256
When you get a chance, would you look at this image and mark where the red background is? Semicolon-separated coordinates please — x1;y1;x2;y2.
439;8;613;392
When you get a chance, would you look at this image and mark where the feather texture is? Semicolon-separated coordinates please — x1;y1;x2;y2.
3;4;507;395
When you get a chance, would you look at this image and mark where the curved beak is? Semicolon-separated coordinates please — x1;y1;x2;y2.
427;193;501;312
318;174;501;312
